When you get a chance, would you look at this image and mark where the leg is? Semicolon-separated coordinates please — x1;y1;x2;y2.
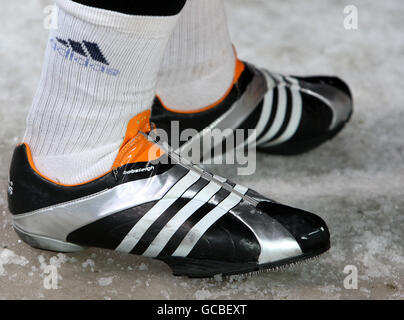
157;0;235;110
152;0;353;157
8;0;330;278
23;0;185;184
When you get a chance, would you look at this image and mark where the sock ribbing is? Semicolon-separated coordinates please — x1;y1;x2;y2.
23;0;180;184
156;0;236;111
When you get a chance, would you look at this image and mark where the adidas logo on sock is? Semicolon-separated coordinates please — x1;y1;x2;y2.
50;37;120;76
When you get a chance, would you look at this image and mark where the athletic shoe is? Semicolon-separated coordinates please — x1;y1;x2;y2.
151;60;353;158
8;111;330;278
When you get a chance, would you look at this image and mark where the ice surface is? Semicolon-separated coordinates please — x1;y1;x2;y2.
0;0;403;299
97;277;114;287
0;249;29;276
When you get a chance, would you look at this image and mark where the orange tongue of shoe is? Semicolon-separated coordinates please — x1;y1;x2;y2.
121;110;152;146
112;110;163;169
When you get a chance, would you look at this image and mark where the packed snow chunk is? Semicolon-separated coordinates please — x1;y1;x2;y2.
0;249;29;276
97;276;114;286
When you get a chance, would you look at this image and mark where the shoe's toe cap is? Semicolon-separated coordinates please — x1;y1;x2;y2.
257;201;331;254
258;74;353;155
297;75;353;131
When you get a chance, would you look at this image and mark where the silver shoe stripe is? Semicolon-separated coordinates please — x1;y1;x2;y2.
285;76;298;85
257;84;288;145
180;69;268;158
115;170;201;253
142;176;226;257
262;81;303;147
270;73;284;83
246;72;274;148
229;203;303;264
255;90;273;138
172;184;248;257
298;86;346;131
153;135;259;207
13;166;186;242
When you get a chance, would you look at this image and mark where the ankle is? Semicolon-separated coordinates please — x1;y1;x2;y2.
29;144;120;185
157;52;236;111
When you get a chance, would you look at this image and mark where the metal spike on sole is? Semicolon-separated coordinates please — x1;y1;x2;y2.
222;251;326;280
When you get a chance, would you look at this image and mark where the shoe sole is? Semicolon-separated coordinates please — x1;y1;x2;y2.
14;224;86;253
157;243;330;278
13;224;330;278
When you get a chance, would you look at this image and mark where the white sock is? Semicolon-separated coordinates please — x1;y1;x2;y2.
156;0;235;111
23;0;180;185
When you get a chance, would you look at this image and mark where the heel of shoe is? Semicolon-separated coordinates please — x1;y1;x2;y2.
13;225;85;253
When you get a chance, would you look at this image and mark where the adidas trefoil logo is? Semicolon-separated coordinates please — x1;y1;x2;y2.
50;37;120;76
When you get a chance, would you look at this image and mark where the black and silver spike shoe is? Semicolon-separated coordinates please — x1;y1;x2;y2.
8;111;330;278
151;60;353;158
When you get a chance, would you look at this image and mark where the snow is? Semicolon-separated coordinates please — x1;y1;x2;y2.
0;0;403;299
194;289;213;300
138;263;149;271
0;249;29;276
97;277;114;286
